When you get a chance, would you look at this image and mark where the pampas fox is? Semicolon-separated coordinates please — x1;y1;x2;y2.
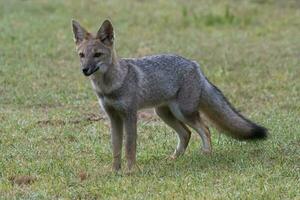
71;19;267;172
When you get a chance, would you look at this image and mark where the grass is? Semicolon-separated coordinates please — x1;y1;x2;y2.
0;0;299;199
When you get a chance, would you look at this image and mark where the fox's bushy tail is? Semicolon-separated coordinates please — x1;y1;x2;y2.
200;79;267;140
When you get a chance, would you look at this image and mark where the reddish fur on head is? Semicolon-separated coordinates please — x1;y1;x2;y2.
71;19;117;76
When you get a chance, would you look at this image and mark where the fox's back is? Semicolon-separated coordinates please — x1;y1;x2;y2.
121;54;204;108
123;54;196;74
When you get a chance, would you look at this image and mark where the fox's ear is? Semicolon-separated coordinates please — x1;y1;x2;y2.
97;19;114;46
72;19;89;44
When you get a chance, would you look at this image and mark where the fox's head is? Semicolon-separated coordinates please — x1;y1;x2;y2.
71;19;115;76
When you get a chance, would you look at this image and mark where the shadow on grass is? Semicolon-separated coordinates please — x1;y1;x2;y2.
93;142;269;179
135;144;268;177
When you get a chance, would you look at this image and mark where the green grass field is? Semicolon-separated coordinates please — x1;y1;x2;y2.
0;0;299;199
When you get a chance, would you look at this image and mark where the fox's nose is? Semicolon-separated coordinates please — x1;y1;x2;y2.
82;68;89;74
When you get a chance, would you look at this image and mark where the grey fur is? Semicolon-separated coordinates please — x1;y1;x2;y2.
72;20;267;172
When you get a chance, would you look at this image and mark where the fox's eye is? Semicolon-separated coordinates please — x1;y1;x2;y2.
94;52;103;58
79;52;85;58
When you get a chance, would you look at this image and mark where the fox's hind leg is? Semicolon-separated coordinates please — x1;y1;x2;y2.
169;103;212;154
183;113;212;154
155;106;191;159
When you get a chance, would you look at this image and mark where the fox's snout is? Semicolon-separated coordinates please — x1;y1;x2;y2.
82;65;99;76
82;67;89;76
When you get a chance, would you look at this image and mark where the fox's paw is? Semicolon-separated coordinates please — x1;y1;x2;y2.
165;150;184;160
202;147;212;155
169;154;178;160
125;164;141;175
164;154;178;161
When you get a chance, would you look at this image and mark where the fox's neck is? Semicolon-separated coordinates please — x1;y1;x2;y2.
90;50;127;96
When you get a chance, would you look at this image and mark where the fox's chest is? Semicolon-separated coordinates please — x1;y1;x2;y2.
91;81;123;112
91;79;104;95
98;96;127;113
90;76;118;96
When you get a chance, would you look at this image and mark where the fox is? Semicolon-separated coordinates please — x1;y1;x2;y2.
71;19;267;172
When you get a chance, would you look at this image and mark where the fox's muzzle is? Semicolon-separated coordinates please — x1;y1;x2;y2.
82;66;99;76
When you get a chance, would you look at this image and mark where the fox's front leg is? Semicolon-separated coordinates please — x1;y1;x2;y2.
123;112;137;172
106;108;124;171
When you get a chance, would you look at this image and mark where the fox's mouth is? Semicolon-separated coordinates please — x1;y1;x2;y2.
82;66;99;76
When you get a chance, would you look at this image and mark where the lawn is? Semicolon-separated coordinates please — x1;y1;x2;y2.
0;0;299;199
